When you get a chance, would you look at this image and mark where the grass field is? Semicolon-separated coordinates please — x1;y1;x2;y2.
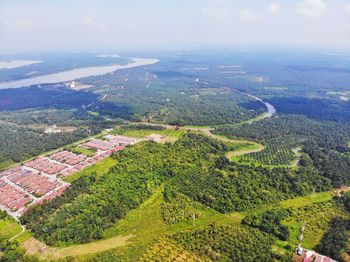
279;191;333;209
12;121;345;260
0;219;23;241
25;185;243;260
226;142;264;160
70;146;97;157
25;188;334;260
0;160;14;172
272;192;337;254
283;200;349;249
58;235;134;258
100;186;243;260
97;192;333;259
63;157;117;183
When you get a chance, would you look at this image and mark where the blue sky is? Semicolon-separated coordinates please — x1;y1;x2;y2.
0;0;349;52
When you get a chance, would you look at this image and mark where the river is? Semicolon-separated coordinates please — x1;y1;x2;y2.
0;57;159;90
243;92;276;119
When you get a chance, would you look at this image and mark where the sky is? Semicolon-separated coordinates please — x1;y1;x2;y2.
0;0;350;53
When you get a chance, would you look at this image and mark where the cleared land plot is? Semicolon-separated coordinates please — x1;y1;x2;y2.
82;139;114;151
112;125;185;144
105;134;138;146
23;235;134;260
146;134;167;143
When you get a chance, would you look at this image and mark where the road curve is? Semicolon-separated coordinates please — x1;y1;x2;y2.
132;91;276;158
9;224;26;242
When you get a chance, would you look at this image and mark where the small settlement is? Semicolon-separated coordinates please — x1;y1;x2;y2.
0;135;138;218
294;248;336;262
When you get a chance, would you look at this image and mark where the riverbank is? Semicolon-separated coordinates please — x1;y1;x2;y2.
0;57;159;89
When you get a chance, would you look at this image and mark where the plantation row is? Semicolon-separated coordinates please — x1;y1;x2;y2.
240;139;296;165
215;115;350;187
20;133;332;245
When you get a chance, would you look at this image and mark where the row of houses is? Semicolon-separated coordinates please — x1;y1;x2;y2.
0;134;139;218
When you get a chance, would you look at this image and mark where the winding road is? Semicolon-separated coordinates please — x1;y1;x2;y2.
135;90;276;159
182;92;276;159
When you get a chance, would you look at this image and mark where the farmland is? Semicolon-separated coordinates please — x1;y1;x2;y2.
1;50;350;261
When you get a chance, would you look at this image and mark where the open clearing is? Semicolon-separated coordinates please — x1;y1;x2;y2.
63;156;117;183
21;188;335;260
128;122;266;157
290;147;302;167
279;191;333;209
113;125;184;144
0;219;22;241
23;235;134;260
225;143;264;159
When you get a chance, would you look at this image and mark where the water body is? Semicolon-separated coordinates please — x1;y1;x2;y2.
0;60;42;69
264;101;277;118
241;91;276;118
0;57;158;90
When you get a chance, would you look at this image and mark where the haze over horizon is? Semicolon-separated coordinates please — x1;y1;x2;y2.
1;0;350;53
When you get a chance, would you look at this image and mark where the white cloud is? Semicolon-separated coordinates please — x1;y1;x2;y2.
296;0;326;18
0;19;38;29
346;3;350;14
62;15;109;30
202;7;231;19
239;9;262;21
268;3;280;14
208;0;230;4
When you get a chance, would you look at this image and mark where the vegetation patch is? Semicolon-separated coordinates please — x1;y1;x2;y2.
215;115;350;187
69;146;97;157
315;218;350;261
172;224;276;262
242;209;290;241
140;237;205;262
283;200;349;249
0;211;22;242
161;185;202;225
63;156;116;183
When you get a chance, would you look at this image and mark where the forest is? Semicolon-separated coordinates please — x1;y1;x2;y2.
215;115;350;187
316;218;350;261
242;209;290;241
82;61;265;126
171;224;276;261
267;96;350;122
0;124;88;168
2;51;350;261
0;115;114;171
21;133;331;245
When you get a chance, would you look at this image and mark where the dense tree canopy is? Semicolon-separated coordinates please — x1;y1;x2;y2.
21;133;331;245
